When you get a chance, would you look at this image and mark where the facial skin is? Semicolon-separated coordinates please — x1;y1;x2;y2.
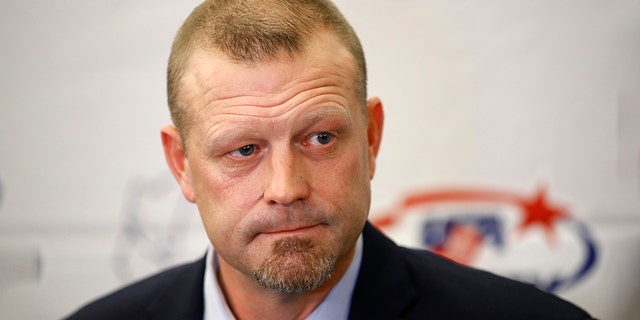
162;30;383;316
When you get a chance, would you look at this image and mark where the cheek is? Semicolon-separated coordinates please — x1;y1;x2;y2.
190;166;258;246
315;144;371;210
341;138;371;183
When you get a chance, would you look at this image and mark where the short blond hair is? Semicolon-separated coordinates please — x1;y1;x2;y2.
167;0;367;140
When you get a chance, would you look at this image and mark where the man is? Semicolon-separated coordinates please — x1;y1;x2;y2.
67;0;595;319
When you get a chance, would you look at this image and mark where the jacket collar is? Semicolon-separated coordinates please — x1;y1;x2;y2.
146;256;206;320
348;222;418;319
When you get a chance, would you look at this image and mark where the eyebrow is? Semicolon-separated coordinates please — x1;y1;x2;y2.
207;122;259;144
204;104;352;146
303;105;351;124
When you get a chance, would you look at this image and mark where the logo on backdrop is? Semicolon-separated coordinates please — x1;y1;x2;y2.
373;184;597;292
111;172;204;282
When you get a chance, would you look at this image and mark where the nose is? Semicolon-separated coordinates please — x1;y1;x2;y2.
263;147;310;206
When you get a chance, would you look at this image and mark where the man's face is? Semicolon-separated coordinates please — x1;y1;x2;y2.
163;31;383;293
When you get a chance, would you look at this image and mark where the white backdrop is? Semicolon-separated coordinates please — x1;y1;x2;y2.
1;0;638;319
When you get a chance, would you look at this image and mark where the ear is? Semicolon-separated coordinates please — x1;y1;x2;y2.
366;96;384;179
161;124;195;202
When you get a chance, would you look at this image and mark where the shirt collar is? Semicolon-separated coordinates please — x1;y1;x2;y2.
203;235;364;320
203;246;235;320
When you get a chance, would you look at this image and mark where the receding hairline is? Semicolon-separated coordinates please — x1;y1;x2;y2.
182;29;362;104
166;0;368;143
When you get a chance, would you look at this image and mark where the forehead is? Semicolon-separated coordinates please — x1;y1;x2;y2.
179;31;360;118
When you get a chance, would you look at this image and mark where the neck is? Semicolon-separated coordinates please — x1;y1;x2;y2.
216;246;356;320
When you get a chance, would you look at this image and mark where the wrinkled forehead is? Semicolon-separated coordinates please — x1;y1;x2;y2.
179;31;361;114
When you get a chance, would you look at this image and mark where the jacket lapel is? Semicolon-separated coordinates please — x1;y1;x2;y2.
146;256;206;320
349;222;418;319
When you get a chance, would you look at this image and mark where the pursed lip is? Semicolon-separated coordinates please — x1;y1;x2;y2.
260;223;323;237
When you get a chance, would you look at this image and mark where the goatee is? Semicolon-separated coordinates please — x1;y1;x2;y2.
253;237;335;294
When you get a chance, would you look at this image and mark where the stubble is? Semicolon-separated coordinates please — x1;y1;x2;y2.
252;237;336;294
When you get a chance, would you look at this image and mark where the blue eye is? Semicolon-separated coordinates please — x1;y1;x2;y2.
311;132;333;145
235;145;255;157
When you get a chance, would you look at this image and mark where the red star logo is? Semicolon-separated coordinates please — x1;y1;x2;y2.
373;184;571;246
517;187;569;242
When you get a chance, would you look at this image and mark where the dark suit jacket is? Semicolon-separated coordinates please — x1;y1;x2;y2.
66;222;594;319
